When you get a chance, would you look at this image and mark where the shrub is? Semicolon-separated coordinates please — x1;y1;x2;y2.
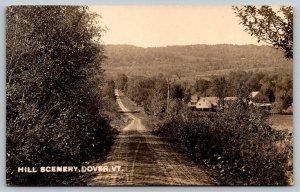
6;6;117;185
155;99;291;185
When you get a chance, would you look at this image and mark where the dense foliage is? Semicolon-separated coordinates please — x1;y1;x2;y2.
116;70;292;116
155;97;291;185
117;74;189;117
6;6;117;185
194;71;292;112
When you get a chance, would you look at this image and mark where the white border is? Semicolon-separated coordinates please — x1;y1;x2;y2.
0;1;298;191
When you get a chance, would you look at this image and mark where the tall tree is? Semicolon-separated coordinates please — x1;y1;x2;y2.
115;73;128;91
6;6;115;185
194;79;210;96
233;6;293;59
211;76;228;99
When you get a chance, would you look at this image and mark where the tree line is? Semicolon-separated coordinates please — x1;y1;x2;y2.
194;71;292;112
116;70;292;116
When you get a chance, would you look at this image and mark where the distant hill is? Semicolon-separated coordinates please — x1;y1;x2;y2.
103;44;292;81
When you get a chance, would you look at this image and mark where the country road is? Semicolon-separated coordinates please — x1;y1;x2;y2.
86;90;217;186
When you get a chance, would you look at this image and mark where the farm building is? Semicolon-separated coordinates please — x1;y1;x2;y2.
187;92;271;111
224;97;238;101
283;104;293;114
188;94;198;109
249;91;271;110
188;96;237;111
250;91;269;102
196;97;220;111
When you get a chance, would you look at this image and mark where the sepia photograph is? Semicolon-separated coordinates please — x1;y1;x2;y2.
6;5;293;186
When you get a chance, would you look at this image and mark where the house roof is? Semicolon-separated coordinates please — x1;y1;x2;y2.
250;91;260;98
224;97;237;101
252;103;271;107
200;97;219;104
196;97;219;109
250;91;269;103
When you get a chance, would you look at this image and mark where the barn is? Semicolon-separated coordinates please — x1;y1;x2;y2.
249;91;271;110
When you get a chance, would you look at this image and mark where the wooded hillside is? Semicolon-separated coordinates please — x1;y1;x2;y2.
104;44;292;79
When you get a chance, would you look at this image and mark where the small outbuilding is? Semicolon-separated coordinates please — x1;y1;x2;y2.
249;91;271;110
188;94;198;109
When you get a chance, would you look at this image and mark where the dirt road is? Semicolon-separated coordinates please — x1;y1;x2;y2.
86;90;217;186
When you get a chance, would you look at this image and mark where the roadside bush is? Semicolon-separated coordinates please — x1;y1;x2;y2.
155;99;290;185
6;6;117;185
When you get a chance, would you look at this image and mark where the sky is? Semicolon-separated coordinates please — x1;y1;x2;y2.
89;6;265;47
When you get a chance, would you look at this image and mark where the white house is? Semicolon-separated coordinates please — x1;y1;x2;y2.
196;97;220;111
187;91;272;111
